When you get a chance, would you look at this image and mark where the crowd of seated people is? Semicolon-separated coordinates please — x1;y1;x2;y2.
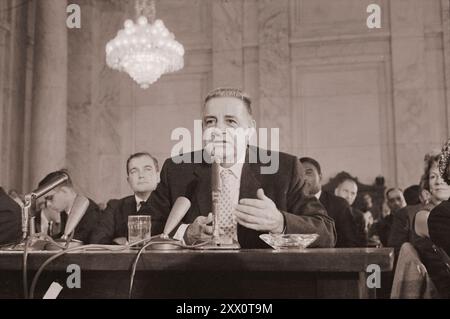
1;88;450;298
2;146;450;297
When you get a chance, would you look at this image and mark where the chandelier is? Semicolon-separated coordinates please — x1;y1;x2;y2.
105;0;185;89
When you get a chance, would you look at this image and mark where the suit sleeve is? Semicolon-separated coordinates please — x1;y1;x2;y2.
428;202;450;255
282;158;337;248
0;193;22;245
73;201;100;244
388;207;410;256
339;206;365;248
89;200;119;244
149;159;173;236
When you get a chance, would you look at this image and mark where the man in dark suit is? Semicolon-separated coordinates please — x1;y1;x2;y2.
90;152;159;244
299;157;364;247
0;187;22;245
147;88;336;248
37;170;100;244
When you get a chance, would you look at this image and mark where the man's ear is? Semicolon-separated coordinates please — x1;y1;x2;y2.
156;171;161;184
334;188;338;196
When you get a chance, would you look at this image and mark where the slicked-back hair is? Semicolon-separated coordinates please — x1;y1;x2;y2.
299;157;322;176
126;152;159;175
38;169;72;188
204;87;253;116
386;187;403;198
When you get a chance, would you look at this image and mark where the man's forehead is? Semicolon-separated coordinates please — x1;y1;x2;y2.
203;96;248;115
388;190;402;198
130;156;155;167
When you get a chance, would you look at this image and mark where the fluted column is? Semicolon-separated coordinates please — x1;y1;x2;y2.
29;0;68;187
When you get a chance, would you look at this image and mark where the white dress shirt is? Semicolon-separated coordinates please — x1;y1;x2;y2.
135;195;147;212
314;190;322;200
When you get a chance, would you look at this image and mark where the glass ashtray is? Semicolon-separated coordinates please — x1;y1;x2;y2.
259;234;319;250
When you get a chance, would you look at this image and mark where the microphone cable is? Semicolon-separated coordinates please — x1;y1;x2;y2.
128;238;210;299
22;234;66;299
27;238;149;299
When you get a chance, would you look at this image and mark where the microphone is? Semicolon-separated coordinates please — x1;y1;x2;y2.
149;196;191;250
62;195;89;241
162;196;191;238
21;173;69;240
31;173;69;199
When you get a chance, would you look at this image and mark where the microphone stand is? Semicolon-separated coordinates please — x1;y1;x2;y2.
195;157;240;250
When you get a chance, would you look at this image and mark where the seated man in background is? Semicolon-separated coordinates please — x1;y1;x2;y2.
38;170;100;244
0;187;22;245
148;87;336;248
300;157;363;247
376;188;407;247
403;184;421;206
90;152;159;244
333;178;369;247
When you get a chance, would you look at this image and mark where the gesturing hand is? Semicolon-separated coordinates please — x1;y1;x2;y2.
235;189;284;234
184;212;214;245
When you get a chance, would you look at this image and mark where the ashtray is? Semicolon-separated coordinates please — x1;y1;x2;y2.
259;234;319;250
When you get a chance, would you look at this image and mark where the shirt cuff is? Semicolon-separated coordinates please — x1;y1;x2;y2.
173;223;189;243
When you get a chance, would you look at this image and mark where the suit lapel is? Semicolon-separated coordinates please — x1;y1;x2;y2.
239;162;262;200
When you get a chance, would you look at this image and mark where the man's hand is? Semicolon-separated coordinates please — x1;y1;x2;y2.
235;189;284;233
184;213;214;245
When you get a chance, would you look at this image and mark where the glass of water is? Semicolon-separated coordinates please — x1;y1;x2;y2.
128;215;151;247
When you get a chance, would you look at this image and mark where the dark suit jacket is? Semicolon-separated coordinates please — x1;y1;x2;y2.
387;204;433;256
319;191;363;247
0;187;22;245
146;147;336;248
90;195;149;244
428;200;450;256
35;198;100;244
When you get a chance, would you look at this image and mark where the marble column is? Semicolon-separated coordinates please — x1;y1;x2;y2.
441;0;450;136
212;0;244;88
29;0;68;188
390;0;427;187
0;26;7;185
258;0;291;152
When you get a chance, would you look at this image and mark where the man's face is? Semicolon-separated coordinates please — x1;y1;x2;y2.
44;187;67;212
386;189;406;213
301;162;322;196
127;156;159;194
202;97;255;163
363;194;373;208
335;180;358;206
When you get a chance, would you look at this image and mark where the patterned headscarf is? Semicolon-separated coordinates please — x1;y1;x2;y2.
438;138;450;185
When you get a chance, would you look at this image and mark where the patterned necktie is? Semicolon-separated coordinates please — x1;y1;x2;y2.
217;169;237;244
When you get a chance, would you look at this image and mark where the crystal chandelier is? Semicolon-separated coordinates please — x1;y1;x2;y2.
105;0;185;89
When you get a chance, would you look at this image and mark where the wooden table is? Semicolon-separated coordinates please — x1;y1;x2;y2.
0;248;393;299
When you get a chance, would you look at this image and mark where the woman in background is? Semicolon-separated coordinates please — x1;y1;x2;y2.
415;140;450;298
